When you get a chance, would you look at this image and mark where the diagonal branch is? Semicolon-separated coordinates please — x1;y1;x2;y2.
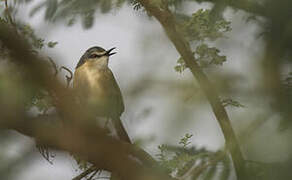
72;165;98;180
137;0;246;179
180;150;226;180
0;115;173;180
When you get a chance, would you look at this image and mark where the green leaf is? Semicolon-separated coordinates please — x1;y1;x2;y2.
47;41;58;48
182;9;231;42
174;56;188;73
67;17;76;26
179;133;193;148
221;98;245;108
195;43;226;67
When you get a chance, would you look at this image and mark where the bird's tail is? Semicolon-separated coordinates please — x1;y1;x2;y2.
112;117;131;143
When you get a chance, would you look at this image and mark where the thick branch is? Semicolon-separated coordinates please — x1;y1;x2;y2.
0;115;174;180
137;0;246;179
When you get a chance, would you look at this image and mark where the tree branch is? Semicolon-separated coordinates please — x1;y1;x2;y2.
0;115;172;180
137;0;246;179
180;151;226;180
72;165;98;180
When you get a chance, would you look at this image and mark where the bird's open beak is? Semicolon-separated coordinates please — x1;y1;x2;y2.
106;47;117;56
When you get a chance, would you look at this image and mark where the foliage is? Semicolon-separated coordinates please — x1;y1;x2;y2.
30;89;54;113
17;24;45;49
182;9;231;42
47;41;58;48
12;24;59;114
28;0;139;28
195;43;226;67
25;0;219;28
131;0;143;11
221;98;245;108
179;133;193;148
175;8;230;73
174;44;227;73
157;133;231;179
0;0;63;164
174;56;188;73
72;154;92;170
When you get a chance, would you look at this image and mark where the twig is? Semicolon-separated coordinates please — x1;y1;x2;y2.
36;143;55;164
178;146;228;180
60;66;73;88
4;0;15;26
181;151;226;180
88;169;100;180
72;165;98;180
48;58;59;76
48;59;58;76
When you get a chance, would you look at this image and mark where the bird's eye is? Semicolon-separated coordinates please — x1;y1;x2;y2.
89;54;101;59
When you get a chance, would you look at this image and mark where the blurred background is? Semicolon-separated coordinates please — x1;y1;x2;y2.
0;0;291;180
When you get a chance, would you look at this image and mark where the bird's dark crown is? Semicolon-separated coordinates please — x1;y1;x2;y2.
86;46;107;54
76;46;107;69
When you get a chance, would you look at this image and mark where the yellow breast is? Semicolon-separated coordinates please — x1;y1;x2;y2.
74;61;108;103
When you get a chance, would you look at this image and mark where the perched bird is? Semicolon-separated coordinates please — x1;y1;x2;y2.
73;46;130;143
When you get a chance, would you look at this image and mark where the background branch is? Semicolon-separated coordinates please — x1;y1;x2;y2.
4;0;15;27
137;0;246;179
72;165;98;180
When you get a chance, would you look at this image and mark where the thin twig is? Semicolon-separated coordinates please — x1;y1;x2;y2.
4;0;15;26
88;169;99;180
72;165;98;180
48;58;59;76
36;144;54;164
60;66;73;88
183;151;226;180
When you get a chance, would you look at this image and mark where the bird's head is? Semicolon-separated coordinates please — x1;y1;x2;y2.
76;46;116;69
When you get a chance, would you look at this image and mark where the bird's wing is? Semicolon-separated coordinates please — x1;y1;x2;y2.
104;69;125;116
104;70;129;143
73;67;91;100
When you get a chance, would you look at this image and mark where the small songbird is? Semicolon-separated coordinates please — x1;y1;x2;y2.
73;46;130;143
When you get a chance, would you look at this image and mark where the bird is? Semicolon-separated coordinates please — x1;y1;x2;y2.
73;46;130;143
